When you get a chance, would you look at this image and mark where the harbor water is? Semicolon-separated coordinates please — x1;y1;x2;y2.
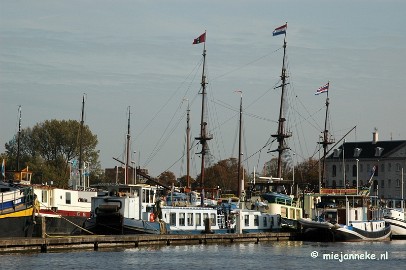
1;240;405;270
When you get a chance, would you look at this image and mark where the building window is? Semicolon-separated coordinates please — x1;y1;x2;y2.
332;165;337;177
396;179;401;188
396;163;401;171
352;165;357;177
381;180;384;188
381;164;385;173
388;179;391;188
388;163;392;172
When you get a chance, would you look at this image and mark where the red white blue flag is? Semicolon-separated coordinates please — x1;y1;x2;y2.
315;82;329;95
273;23;287;36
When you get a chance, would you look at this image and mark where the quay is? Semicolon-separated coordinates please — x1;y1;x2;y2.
0;232;296;253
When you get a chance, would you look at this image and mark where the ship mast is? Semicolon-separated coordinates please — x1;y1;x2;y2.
271;28;291;180
125;106;131;185
185;99;191;190
194;31;212;205
16;105;22;172
236;91;243;198
78;95;85;187
319;85;334;191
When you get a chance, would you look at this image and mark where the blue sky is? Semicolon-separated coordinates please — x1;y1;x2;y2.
1;0;405;178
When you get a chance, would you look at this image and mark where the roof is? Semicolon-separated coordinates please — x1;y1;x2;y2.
326;140;406;160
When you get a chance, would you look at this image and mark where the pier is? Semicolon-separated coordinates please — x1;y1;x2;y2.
0;232;296;253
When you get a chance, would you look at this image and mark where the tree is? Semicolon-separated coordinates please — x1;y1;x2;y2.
177;174;196;188
158;171;177;187
4;119;99;187
294;158;319;191
195;157;248;195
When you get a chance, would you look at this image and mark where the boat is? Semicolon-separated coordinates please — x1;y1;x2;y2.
32;185;97;236
0;180;35;237
383;207;406;238
299;193;391;241
0;106;36;237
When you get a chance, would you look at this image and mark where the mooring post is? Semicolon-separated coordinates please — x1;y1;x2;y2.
94;242;99;251
40;244;47;253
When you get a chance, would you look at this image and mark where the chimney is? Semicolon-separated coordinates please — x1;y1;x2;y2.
372;128;378;144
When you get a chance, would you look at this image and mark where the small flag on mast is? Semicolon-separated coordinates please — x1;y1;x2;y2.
273;23;287;36
193;32;206;44
315;82;329;95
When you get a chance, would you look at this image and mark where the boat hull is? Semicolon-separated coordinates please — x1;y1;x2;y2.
0;208;35;237
384;217;406;238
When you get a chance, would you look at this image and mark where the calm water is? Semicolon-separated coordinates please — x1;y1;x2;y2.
1;240;405;270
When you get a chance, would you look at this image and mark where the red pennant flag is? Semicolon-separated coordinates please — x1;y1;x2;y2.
193;32;206;44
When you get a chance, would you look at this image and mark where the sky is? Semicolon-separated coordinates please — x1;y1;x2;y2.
1;0;406;179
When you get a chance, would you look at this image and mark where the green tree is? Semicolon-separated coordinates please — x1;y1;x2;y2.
4;119;99;187
177;174;196;188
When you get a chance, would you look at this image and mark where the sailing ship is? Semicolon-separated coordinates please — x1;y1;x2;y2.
0;106;36;237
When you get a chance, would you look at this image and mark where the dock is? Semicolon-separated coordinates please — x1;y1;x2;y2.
0;232;296;253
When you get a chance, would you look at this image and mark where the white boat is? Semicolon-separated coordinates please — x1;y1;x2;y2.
300;194;391;241
383;208;406;238
33;185;97;235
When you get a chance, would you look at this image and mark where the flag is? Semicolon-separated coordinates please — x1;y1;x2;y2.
315;82;329;95
1;159;5;178
193;32;206;44
273;23;287;36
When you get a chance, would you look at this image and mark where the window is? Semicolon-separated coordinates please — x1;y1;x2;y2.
396;163;401;171
210;213;216;226
332;165;337;177
244;215;249;226
187;213;193;226
388;163;392;172
388;179;391;188
170;213;177;226
396;179;401;188
254;215;259;226
352;165;357;177
179;213;185;226
381;180;384;188
196;213;202;226
263;217;267;227
65;192;71;204
381;164;385;173
41;190;48;203
203;213;209;225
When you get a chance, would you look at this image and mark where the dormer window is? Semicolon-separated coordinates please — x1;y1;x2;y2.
333;149;342;158
354;148;362;157
375;147;384;157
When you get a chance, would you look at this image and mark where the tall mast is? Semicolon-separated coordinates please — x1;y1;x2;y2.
319;84;333;190
236;91;243;198
194;31;212;205
271;29;291;179
16;105;22;172
125;106;131;185
78;95;85;187
185;99;191;189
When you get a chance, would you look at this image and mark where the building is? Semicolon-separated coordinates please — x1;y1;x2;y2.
325;131;406;199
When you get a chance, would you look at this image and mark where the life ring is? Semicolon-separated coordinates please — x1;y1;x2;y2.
149;213;155;222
